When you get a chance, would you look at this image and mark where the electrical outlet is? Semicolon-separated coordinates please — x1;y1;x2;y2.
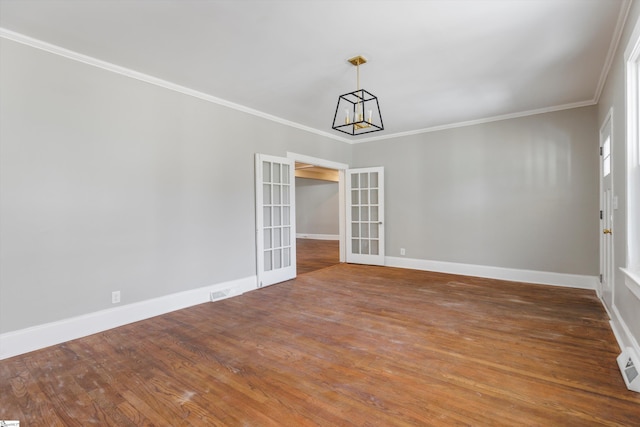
112;291;121;304
400;248;406;256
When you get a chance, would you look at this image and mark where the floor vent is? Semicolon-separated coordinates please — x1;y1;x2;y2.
210;289;231;302
617;347;640;393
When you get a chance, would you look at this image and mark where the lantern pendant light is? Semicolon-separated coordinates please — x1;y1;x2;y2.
332;55;384;136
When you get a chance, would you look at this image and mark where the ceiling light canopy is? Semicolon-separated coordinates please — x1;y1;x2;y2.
332;56;384;136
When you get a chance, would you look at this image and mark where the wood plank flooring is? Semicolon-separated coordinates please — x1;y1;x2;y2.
296;238;340;275
2;263;639;426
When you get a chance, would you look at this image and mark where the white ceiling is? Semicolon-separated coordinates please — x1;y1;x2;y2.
0;0;631;142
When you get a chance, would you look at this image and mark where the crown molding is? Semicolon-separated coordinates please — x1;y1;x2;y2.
0;26;606;146
593;0;633;103
0;27;351;144
351;99;597;144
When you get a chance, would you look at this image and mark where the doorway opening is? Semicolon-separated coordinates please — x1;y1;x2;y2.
256;152;386;285
294;162;340;274
287;153;348;274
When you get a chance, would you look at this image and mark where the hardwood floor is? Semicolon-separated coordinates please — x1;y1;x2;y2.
2;264;639;426
296;238;339;275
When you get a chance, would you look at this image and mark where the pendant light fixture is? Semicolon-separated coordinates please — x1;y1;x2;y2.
332;55;384;136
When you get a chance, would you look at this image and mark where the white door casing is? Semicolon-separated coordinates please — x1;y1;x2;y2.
286;152;349;263
255;154;296;287
600;110;614;297
346;167;385;265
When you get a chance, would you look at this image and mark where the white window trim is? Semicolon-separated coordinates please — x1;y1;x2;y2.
621;15;640;295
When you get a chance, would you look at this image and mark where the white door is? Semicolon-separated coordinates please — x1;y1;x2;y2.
346;167;384;265
256;154;296;287
600;113;614;296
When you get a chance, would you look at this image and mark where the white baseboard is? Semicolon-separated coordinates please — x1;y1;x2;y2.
608;271;640;359
0;257;602;360
385;256;597;289
296;233;340;240
610;304;640;360
0;276;257;360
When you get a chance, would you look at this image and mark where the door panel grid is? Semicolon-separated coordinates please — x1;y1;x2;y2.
350;171;380;255
256;154;296;287
347;167;384;265
263;161;292;271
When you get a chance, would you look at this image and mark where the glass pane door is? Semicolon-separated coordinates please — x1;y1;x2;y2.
346;167;384;266
256;154;296;287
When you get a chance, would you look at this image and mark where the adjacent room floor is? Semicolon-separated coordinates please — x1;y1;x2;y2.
296;238;340;275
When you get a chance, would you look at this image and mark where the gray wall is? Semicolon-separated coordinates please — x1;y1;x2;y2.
0;38;351;333
597;1;640;351
352;106;599;275
1;26;625;348
295;178;339;237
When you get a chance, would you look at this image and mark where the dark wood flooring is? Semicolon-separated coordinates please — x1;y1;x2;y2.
296;238;340;275
2;263;639;425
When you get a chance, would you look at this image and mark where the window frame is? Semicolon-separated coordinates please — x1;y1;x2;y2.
622;14;640;297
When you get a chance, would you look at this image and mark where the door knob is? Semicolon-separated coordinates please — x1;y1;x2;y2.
603;229;612;234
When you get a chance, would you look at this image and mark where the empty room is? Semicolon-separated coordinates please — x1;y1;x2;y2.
1;0;640;425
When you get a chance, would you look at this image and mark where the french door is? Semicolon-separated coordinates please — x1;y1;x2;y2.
346;167;385;265
255;154;296;287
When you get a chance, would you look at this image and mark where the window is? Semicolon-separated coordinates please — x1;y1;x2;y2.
623;14;640;292
603;135;612;177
